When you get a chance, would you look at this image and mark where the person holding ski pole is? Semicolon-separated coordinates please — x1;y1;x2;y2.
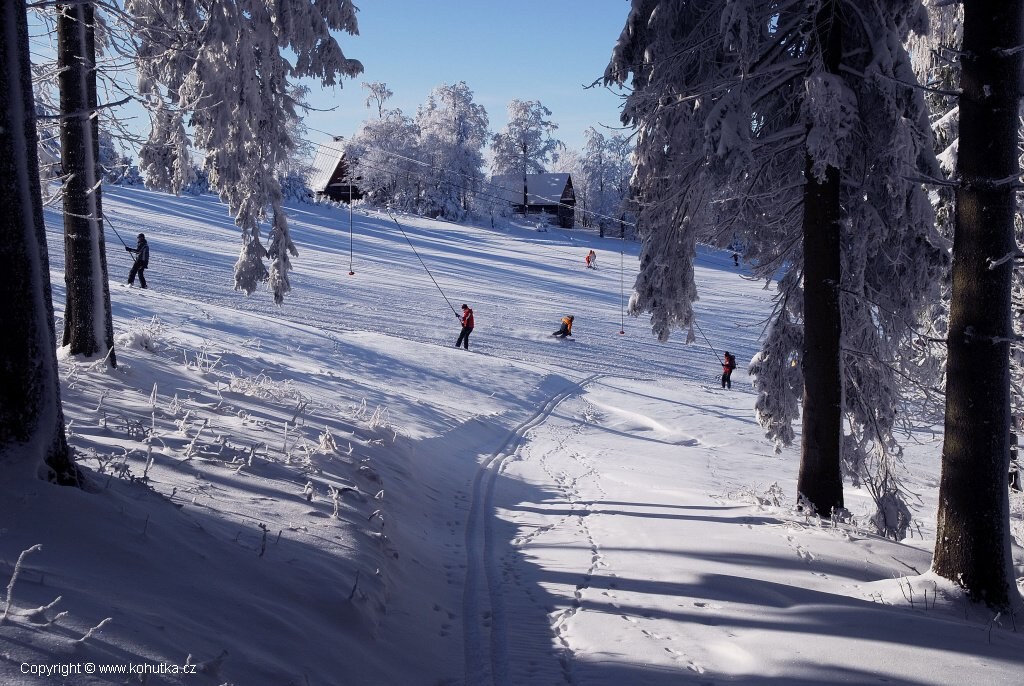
126;232;150;288
552;315;574;338
721;351;737;389
585;249;597;269
455;303;474;350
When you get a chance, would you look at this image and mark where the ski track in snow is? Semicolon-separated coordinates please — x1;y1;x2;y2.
462;374;602;686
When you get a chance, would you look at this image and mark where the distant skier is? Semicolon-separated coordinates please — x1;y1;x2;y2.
552;315;574;338
585;249;597;269
126;233;150;288
721;351;737;389
455;303;474;350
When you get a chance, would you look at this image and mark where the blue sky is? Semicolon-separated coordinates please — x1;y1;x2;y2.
301;1;633;153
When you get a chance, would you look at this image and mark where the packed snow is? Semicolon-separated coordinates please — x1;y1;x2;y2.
1;186;1022;685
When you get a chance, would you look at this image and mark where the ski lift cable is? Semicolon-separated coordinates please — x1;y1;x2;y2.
308;131;752;263
101;210;131;249
692;317;724;365
386;209;460;317
323;154;595;264
316;143;633;334
305;129;638;231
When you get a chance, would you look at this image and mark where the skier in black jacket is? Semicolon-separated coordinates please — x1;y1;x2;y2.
126;233;150;288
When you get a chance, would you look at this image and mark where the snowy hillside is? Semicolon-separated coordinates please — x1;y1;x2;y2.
1;185;1021;685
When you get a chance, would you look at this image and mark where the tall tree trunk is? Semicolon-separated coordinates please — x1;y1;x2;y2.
796;2;844;515
0;2;79;484
58;1;116;367
932;0;1022;609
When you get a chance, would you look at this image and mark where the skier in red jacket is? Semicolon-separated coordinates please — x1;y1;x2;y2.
455;304;474;350
721;351;737;389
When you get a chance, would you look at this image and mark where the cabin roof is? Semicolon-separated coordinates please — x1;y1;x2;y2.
490;172;572;206
308;138;346;193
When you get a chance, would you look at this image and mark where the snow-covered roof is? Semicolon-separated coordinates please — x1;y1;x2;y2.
490;173;571;206
307;138;346;193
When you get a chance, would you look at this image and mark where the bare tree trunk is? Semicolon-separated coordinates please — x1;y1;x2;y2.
0;2;79;484
58;1;116;367
796;1;844;515
932;0;1022;609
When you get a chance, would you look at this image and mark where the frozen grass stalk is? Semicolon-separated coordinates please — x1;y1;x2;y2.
76;617;112;643
2;544;43;623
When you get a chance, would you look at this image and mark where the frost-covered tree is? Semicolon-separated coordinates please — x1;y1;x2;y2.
346;106;420;210
931;0;1023;610
576;127;633;236
909;0;961;178
0;1;78;484
138;101;195;194
98;129;141;185
607;0;947;528
57;1;117;367
414;82;489;219
490;99;563;183
128;0;363;304
906;0;962;391
363;81;394;120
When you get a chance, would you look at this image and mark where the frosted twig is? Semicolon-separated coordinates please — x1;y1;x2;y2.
183;418;210;459
2;544;42;624
989;612;1003;643
329;487;341;518
21;595;63;624
989;250;1024;270
76;617;112;643
85;345;115;371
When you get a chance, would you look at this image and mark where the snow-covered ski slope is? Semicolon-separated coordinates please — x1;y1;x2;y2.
0;184;1018;685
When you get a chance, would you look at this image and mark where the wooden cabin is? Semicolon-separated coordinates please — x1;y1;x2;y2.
490;172;575;228
308;137;362;203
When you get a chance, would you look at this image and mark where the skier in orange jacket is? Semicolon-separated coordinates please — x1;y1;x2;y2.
553;315;574;338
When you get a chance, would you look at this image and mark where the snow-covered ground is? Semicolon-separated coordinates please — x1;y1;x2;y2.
1;185;1022;685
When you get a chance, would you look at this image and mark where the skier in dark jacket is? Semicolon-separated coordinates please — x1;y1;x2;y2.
721;351;737;389
552;315;574;338
126;233;150;288
455;304;474;350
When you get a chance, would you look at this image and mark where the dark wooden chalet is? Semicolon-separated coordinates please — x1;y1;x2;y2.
308;137;362;203
490;172;576;228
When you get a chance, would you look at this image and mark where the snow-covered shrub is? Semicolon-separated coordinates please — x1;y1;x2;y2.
115;317;170;353
280;171;314;204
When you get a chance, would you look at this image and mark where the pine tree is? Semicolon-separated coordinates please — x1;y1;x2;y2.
128;0;362;304
57;1;117;366
607;0;946;529
931;0;1023;610
0;1;78;484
